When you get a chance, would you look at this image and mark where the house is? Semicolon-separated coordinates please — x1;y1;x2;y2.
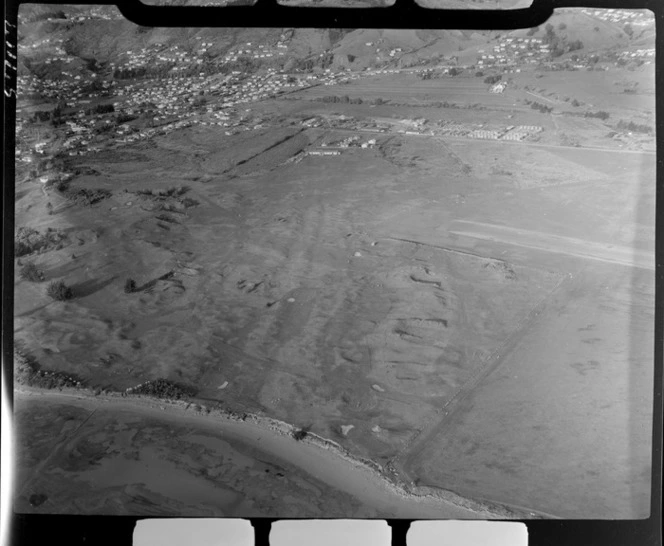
490;82;507;93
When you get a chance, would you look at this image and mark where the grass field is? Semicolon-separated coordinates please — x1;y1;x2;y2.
405;263;653;518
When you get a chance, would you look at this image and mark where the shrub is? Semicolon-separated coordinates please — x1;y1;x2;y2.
116;112;137;124
14;349;83;389
529;101;553;114
15;227;41;256
14;350;38;384
126;378;195;399
585;110;610;121
551;46;565;58
70;188;112;206
155;214;178;224
124;278;136;293
617;119;653;135
146;186;190;199
292;428;308;441
15;227;66;257
46;280;73;301
27;368;82;389
93;103;115;115
568;40;584;52
20;262;45;282
57;182;112;206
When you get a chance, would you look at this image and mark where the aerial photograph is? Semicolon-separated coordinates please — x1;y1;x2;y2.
11;5;655;519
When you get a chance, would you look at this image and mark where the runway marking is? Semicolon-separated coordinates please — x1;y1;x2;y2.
449;221;654;271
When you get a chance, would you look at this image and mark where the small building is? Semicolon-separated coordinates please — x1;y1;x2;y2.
490;82;507;93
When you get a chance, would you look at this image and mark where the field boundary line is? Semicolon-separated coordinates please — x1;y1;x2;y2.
387;271;572;480
385;236;508;263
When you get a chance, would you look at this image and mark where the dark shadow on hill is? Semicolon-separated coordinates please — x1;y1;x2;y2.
70;275;118;298
133;270;176;293
16;188;31;201
44;259;85;281
15;302;52;318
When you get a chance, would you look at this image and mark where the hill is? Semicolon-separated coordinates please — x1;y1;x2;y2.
16;4;654;81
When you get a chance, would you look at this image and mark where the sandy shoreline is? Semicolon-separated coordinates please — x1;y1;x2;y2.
13;385;550;519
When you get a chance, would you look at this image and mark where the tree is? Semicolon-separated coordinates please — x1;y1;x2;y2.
20;263;45;282
93;103;115;115
568;40;584;52
526;26;538;36
558;22;567;30
551;45;565;58
292;426;311;441
124;279;136;293
624;23;633;37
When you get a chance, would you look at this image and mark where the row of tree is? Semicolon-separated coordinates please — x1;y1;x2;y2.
483;74;502;85
317;95;364;104
617;119;653;135
542;24;585;58
526;100;553;114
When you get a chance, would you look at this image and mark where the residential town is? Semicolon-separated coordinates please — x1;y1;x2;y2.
14;6;654;171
